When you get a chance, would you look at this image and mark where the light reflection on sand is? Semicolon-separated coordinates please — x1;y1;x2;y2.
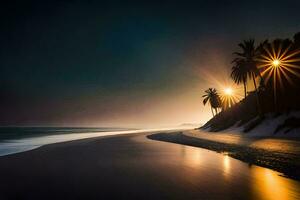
185;130;300;154
249;138;297;153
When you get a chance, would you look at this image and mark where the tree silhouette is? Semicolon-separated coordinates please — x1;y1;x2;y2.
202;88;221;117
233;39;263;114
231;59;248;98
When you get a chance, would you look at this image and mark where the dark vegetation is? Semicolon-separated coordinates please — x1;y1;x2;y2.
202;32;300;132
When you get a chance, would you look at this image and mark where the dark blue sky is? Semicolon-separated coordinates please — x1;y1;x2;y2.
1;0;300;127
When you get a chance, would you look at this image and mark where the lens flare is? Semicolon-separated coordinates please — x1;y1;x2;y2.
257;43;300;88
272;59;281;67
224;87;233;96
220;86;242;109
257;42;300;108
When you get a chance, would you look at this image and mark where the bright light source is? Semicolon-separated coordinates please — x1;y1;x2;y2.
257;43;300;110
272;59;280;67
224;88;233;96
220;86;241;110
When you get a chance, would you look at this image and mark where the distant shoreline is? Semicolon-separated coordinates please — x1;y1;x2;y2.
147;131;300;181
0;127;187;156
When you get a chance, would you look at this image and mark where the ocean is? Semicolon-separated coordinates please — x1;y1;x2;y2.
0;127;138;156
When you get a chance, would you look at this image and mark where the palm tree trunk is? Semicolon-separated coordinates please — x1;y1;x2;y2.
252;72;261;115
243;79;247;99
211;106;215;117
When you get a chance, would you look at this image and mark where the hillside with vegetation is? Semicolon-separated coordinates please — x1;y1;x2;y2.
201;32;300;135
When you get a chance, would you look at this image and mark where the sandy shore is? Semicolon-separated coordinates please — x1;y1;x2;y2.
0;131;300;200
148;131;300;181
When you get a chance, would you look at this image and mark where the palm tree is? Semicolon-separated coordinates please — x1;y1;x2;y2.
257;39;297;111
233;39;263;113
202;88;221;117
231;59;248;98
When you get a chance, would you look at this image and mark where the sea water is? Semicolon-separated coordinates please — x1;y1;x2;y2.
0;127;137;156
0;127;181;156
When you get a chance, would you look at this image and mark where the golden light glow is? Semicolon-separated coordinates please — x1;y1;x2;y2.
258;44;300;89
223;154;231;176
272;59;281;67
251;167;298;200
181;146;203;168
257;43;300;108
224;87;233;96
220;86;242;109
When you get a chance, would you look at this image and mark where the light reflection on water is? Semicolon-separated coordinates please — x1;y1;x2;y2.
170;144;300;200
1;132;299;199
251;167;300;200
223;155;231;176
180;145;203;168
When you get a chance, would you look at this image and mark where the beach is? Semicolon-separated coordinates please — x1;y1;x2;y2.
0;130;300;200
149;130;300;180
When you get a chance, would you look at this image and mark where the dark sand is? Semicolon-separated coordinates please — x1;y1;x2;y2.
0;132;300;200
148;131;300;180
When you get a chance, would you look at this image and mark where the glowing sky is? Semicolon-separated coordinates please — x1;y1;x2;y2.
1;0;300;127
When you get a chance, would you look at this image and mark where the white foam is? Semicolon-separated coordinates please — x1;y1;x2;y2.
0;127;182;156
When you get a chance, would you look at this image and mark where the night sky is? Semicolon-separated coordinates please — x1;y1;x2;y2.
1;0;300;127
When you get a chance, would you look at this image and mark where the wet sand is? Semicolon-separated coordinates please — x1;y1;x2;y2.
0;132;300;200
148;131;300;181
184;129;300;154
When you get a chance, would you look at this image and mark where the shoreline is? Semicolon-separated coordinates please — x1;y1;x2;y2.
147;131;300;181
1;130;300;199
0;128;187;157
